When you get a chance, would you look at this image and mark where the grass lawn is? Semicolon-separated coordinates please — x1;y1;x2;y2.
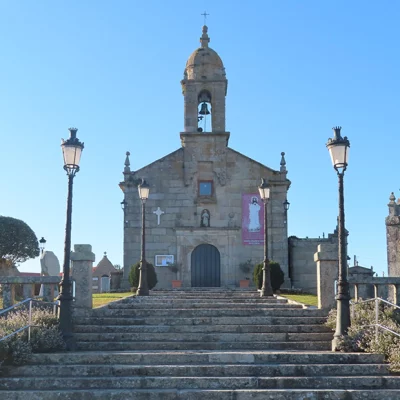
92;292;134;308
280;293;318;307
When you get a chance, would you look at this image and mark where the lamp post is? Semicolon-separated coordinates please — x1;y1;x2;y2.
39;237;47;254
137;179;150;296
258;178;273;297
58;127;84;347
326;126;350;351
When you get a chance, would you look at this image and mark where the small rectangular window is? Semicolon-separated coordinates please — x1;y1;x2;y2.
199;181;213;196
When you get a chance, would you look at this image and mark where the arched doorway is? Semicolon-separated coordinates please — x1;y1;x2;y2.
191;244;221;287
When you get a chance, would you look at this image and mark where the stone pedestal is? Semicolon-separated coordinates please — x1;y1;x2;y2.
71;244;95;310
314;244;338;310
2;284;15;308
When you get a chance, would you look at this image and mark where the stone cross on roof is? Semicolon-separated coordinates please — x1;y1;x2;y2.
201;11;209;25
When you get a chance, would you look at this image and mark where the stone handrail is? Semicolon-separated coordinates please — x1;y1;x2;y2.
349;277;400;304
0;276;61;309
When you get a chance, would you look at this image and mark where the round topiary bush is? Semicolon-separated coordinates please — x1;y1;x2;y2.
253;261;285;291
129;261;158;290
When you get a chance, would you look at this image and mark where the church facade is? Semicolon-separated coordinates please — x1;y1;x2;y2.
119;26;334;290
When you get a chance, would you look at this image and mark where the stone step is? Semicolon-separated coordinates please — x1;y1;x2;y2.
91;308;323;318
129;297;289;303
4;363;389;378
73;316;328;326
2;375;400;390
26;351;385;366
75;341;331;351
73;324;331;334
110;302;298;309
74;332;333;342
2;389;400;400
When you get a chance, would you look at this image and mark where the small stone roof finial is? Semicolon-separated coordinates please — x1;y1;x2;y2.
280;152;287;173
200;25;210;48
389;192;396;204
124;151;131;173
104;252;107;257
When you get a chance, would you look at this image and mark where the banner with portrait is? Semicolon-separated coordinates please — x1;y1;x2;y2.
242;193;264;245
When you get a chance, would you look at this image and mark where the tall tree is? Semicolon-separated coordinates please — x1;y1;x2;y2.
0;216;40;266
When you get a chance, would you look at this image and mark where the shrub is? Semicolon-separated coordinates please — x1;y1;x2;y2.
30;327;65;353
129;262;158;290
326;300;400;372
239;259;253;275
253;261;285;291
0;306;64;366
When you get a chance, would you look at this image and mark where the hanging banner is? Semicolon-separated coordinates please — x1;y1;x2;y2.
242;193;264;245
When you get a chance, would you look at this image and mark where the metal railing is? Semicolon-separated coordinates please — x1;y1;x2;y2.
0;297;59;342
350;297;400;341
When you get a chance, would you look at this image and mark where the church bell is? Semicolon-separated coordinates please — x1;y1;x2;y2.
198;102;210;115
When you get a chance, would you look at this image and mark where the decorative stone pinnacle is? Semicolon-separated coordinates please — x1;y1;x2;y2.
280;151;287;173
389;192;396;204
124;151;131;173
200;25;210;48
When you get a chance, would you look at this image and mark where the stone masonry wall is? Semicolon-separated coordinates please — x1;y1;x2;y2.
289;233;338;294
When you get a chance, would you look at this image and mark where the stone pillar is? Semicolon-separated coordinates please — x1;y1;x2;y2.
314;243;338;309
374;284;379;298
22;283;35;300
71;244;95;310
354;284;359;302
42;284;54;302
393;285;400;305
2;284;15;308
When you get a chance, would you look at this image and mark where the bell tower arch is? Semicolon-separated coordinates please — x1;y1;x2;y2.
181;26;228;133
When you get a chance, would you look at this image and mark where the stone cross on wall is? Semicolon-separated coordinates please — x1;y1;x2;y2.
153;207;165;225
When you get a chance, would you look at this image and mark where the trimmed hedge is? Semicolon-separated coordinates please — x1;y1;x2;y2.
253;261;285;291
129;261;158;290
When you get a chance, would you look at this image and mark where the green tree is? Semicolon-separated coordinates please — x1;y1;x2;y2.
129;262;158;290
253;261;285;291
0;216;39;266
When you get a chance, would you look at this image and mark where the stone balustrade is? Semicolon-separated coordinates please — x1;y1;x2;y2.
349;276;400;305
0;276;61;309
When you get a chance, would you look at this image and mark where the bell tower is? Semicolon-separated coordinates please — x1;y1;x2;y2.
181;26;228;133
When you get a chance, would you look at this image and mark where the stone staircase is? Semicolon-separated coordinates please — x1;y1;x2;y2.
1;288;400;399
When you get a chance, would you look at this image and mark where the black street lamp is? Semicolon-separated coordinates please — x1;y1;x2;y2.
326;126;350;351
137;179;150;296
39;237;47;254
283;199;290;212
58;127;84;348
258;178;273;297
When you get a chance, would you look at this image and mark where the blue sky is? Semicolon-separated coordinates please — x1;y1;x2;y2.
1;1;399;276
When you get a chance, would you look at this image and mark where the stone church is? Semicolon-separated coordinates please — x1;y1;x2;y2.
119;25;337;290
